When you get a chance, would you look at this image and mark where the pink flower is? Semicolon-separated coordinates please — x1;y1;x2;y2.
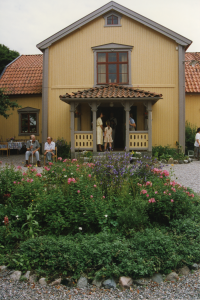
161;170;169;177
90;195;93;198
190;193;194;197
149;198;156;203
44;166;50;171
17;166;22;169
36;173;42;177
155;191;158;194
23;172;27;176
146;181;152;187
94;184;97;188
160;176;163;179
13;181;16;184
48;162;53;166
21;178;24;181
27;179;30;182
71;178;76;182
77;190;80;193
76;165;79;167
163;191;166;194
62;168;66;171
0;161;2;164
63;159;67;163
146;194;149;197
171;187;176;192
171;199;174;202
88;174;91;178
141;189;147;194
103;196;105;199
72;158;77;162
30;179;34;183
58;157;62;161
169;193;171;196
17;182;20;184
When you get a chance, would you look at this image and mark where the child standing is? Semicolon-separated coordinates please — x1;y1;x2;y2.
104;120;113;151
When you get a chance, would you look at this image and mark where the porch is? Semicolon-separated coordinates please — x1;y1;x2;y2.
59;85;162;158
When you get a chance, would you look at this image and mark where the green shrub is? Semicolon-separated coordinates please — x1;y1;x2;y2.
185;121;197;152
55;137;71;158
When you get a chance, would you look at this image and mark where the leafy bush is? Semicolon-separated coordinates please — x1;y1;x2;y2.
55;137;71;158
1;154;200;281
185;121;197;152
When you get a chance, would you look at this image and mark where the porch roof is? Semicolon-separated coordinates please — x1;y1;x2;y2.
60;85;162;104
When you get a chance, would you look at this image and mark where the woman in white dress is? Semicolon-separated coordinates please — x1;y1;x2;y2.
97;112;103;151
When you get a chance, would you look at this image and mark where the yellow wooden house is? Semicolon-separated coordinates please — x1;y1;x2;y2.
0;1;193;157
185;52;200;128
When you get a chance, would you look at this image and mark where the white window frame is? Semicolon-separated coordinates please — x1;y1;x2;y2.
92;43;133;87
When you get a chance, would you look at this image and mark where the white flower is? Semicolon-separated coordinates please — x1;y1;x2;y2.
71;173;73;175
104;215;108;218
64;175;67;178
81;175;83;177
79;227;82;230
83;213;86;215
16;215;19;218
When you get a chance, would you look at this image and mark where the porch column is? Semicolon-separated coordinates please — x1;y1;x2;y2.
91;102;97;154
124;101;130;152
70;102;75;158
147;102;152;152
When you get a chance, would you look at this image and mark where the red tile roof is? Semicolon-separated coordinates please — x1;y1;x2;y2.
185;52;200;93
0;55;43;95
60;85;162;100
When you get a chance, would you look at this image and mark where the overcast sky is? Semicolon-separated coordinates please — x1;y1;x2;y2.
0;0;200;55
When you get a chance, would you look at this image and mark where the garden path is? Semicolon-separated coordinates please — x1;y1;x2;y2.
162;160;200;194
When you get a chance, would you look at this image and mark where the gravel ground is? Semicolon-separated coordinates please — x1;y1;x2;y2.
161;160;200;194
1;268;200;299
1;155;200;299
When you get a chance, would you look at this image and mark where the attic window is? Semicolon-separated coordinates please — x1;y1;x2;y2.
104;12;122;27
107;15;118;25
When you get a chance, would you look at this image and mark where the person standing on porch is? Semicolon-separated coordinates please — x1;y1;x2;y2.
104;120;113;151
44;137;55;163
97;112;103;152
129;113;136;131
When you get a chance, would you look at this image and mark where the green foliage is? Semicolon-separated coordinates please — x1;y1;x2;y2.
0;44;20;74
0;155;200;281
55;137;71;158
185;121;197;152
0;88;21;118
152;144;186;161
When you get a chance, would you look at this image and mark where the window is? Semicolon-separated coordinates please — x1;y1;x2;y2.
21;113;37;133
92;43;133;87
18;107;40;136
97;52;128;84
103;12;122;27
107;15;118;25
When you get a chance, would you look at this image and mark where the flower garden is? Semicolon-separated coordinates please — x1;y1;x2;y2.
0;153;200;283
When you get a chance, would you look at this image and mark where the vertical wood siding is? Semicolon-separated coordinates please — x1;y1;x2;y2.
0;96;42;142
48;14;179;147
186;94;200;127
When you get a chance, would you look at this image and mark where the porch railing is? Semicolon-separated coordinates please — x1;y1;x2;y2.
129;131;148;150
74;131;93;150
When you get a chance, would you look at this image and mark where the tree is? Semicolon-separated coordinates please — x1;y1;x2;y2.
0;44;20;74
0;88;21;119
